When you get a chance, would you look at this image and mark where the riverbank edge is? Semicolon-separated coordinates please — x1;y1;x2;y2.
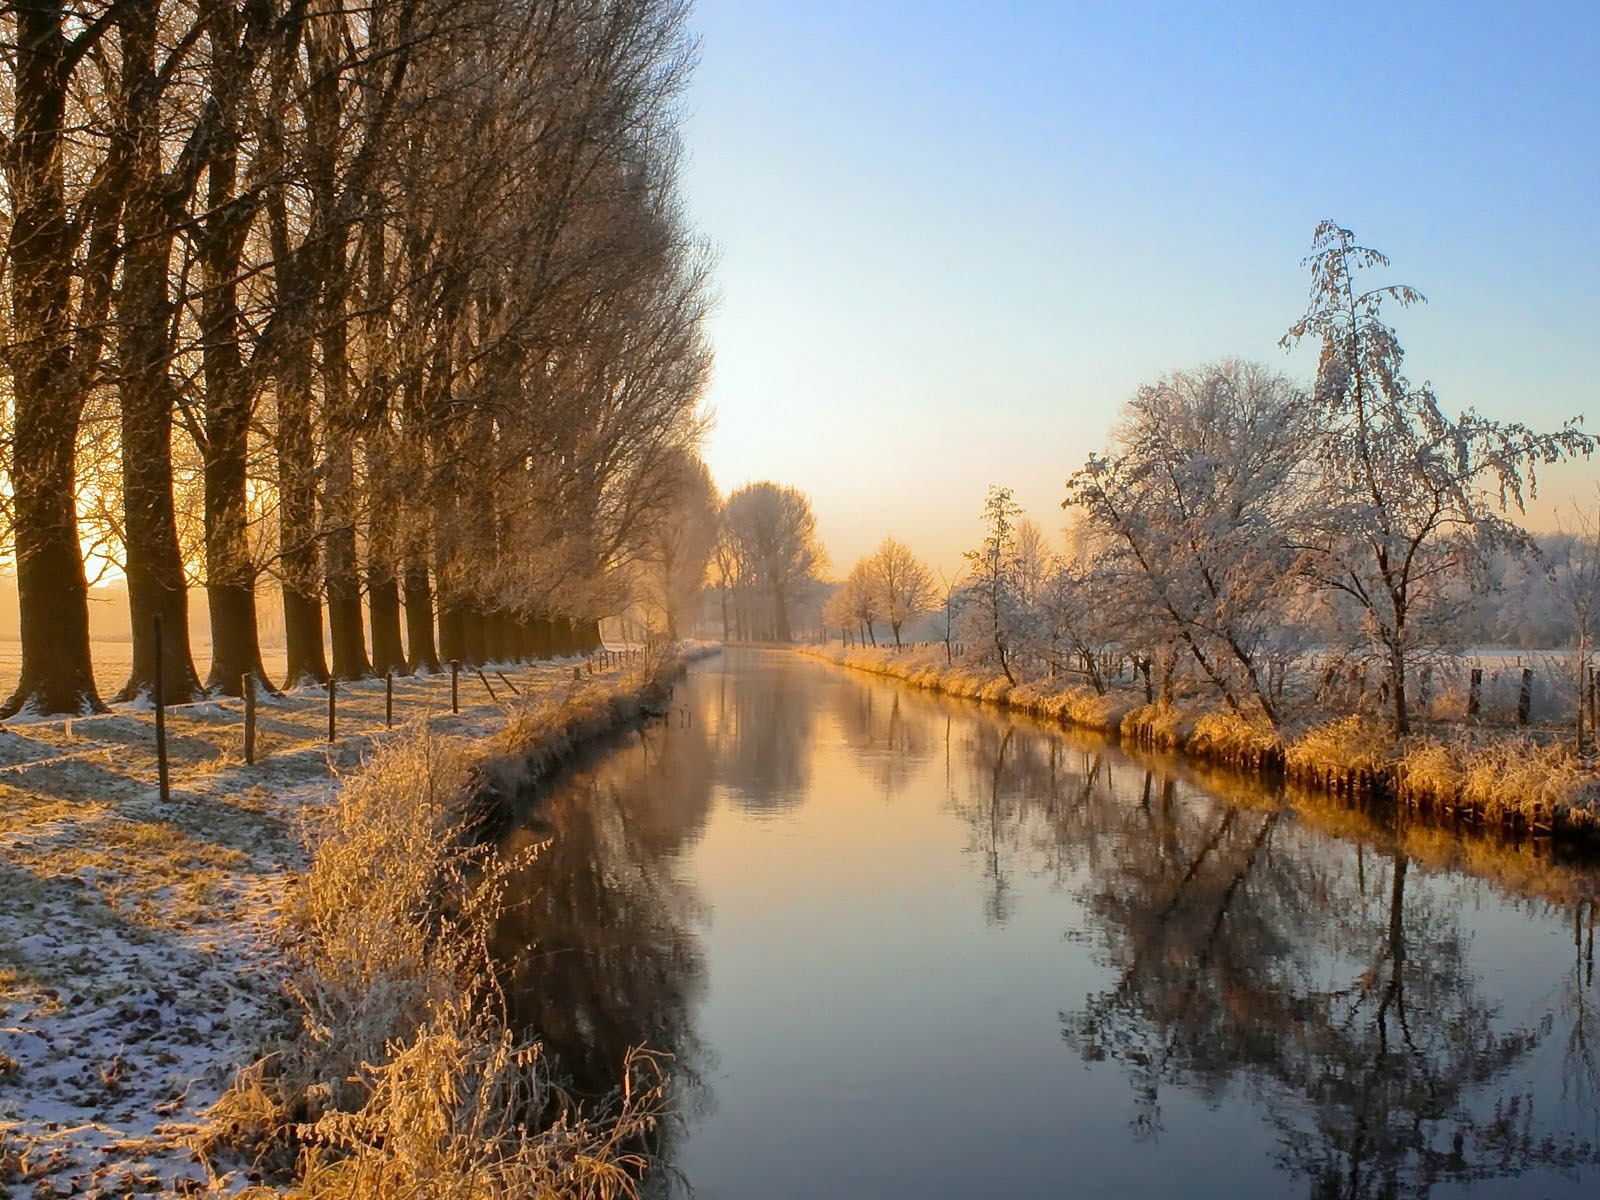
205;644;714;1197
802;645;1600;847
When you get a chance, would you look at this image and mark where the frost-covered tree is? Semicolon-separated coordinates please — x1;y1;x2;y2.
1282;221;1595;735
1036;540;1126;694
721;482;825;642
823;561;882;645
868;536;935;649
1547;495;1600;750
637;452;719;640
962;486;1028;684
1065;360;1312;725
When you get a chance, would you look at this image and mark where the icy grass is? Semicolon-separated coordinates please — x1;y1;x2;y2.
807;645;1600;840
203;664;682;1197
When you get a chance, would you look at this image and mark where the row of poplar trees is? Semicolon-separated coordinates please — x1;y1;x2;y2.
1;0;710;716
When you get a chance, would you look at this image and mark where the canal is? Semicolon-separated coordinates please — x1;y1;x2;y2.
493;648;1600;1198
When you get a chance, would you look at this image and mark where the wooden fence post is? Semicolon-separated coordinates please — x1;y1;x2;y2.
475;667;498;702
242;673;256;765
450;661;460;713
385;671;393;728
153;614;169;803
327;678;337;743
1468;668;1482;718
1517;668;1533;727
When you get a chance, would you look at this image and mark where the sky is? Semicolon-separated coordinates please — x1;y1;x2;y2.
679;0;1600;579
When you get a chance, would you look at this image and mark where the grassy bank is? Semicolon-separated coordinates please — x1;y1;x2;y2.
806;644;1600;843
0;648;703;1197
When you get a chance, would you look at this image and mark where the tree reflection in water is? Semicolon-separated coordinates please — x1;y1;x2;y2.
937;704;1600;1195
491;713;715;1164
1054;770;1600;1195
705;659;818;813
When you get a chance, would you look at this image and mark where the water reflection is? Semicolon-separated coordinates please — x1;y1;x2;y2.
498;651;1600;1197
491;716;712;1121
703;659;817;813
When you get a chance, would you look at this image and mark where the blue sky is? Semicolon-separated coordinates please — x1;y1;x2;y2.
681;0;1600;576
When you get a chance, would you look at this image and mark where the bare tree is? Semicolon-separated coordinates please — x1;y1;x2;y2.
867;536;935;649
1282;221;1594;735
962;486;1026;684
1548;493;1600;751
721;482;824;643
1065;360;1312;725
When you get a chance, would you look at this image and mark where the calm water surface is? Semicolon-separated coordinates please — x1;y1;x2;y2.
494;649;1600;1198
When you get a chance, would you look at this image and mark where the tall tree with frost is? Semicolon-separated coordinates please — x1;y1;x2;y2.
1282;221;1594;736
1;2;121;716
825;560;883;645
963;486;1026;684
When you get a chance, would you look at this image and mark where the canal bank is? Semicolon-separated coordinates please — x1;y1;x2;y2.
805;644;1600;847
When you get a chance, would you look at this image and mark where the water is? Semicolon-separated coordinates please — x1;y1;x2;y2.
494;649;1600;1198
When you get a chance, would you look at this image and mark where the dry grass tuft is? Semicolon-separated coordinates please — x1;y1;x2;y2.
1286;716;1395;779
1186;710;1284;766
1120;702;1188;750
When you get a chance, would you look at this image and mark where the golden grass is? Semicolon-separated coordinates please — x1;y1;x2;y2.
809;644;1600;843
1285;716;1394;779
1186;710;1284;766
201;668;684;1197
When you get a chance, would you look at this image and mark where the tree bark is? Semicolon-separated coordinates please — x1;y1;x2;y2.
199;19;271;697
276;325;329;686
114;3;202;704
403;562;441;673
1;2;106;717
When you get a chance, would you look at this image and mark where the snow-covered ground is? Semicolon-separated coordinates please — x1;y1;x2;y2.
0;655;625;1196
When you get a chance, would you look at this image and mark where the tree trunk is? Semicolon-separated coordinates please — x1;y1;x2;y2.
403;562;441;673
320;239;371;681
438;594;467;665
276;329;329;686
461;606;486;666
552;616;576;658
773;582;791;643
199;49;270;697
1388;640;1410;737
576;618;602;655
531;615;554;660
2;3;106;718
369;563;407;675
114;4;202;704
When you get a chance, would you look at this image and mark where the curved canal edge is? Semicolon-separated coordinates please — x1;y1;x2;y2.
193;644;715;1196
802;643;1600;849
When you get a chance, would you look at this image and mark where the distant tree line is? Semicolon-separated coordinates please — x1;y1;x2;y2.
0;0;712;716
